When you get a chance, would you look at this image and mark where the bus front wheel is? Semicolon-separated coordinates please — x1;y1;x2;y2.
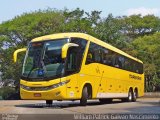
80;86;88;106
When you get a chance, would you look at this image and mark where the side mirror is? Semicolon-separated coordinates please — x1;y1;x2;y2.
13;48;27;63
61;43;79;59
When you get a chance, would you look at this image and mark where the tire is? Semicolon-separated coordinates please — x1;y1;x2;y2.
80;86;88;106
121;89;133;102
46;100;53;105
99;98;112;104
132;90;137;102
128;89;133;102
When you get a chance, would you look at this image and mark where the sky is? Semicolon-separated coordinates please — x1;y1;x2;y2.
0;0;160;23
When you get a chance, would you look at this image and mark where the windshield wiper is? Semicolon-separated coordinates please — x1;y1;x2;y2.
26;60;47;80
26;66;36;80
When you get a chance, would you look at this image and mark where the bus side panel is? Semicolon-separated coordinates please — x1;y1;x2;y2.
78;63;101;99
96;64;144;98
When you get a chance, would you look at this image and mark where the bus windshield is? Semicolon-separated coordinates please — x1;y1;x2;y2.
22;38;69;81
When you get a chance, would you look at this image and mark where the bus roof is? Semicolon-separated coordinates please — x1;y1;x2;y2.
31;32;143;63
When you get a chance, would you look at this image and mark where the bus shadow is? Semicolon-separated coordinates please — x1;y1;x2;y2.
15;100;122;109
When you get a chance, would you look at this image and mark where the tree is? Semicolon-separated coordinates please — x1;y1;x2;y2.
0;8;160;93
121;15;160;38
0;9;65;91
132;32;160;91
63;8;94;34
93;14;130;49
0;8;101;89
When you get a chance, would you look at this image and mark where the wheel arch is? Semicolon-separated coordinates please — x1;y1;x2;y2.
129;87;134;97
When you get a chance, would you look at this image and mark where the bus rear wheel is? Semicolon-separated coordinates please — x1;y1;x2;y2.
80;86;88;106
46;100;53;105
99;98;112;104
132;90;138;102
121;89;133;102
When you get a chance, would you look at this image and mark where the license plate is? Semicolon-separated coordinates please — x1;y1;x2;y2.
34;93;41;97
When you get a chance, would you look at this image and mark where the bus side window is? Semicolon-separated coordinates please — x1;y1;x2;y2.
138;63;143;74
124;58;129;71
111;53;116;67
101;47;109;65
101;47;115;67
70;37;87;69
94;46;101;63
86;43;94;64
86;52;93;63
114;55;124;68
86;42;101;64
117;56;125;69
135;63;139;73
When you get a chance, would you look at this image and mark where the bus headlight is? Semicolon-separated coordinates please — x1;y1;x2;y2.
47;80;70;89
20;80;70;91
20;84;31;90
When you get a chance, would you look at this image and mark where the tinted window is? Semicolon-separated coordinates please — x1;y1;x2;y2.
65;38;87;75
70;38;87;70
86;42;101;64
86;42;143;74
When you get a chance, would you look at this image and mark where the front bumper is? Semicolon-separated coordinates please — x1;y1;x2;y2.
20;85;67;100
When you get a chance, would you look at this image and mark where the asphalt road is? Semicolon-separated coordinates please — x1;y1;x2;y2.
0;98;160;120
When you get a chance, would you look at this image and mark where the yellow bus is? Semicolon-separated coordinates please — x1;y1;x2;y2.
13;33;144;106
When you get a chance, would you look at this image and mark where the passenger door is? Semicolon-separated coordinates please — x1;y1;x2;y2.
65;47;79;99
65;38;88;99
